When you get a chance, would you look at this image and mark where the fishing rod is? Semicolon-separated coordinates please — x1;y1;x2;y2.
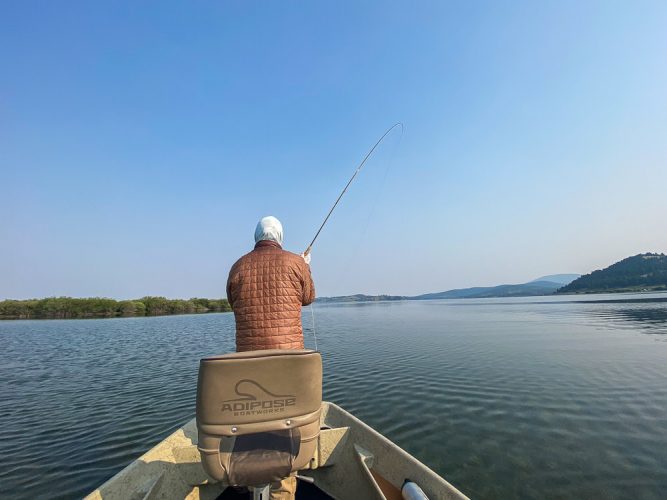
303;122;403;257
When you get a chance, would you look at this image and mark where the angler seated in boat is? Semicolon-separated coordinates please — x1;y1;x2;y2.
225;216;316;498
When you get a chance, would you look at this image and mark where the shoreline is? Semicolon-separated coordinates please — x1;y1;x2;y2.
317;288;667;304
0;310;234;321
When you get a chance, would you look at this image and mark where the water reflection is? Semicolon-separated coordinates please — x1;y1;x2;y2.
613;307;667;327
590;306;667;334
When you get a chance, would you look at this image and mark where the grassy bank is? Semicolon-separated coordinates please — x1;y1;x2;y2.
0;296;231;320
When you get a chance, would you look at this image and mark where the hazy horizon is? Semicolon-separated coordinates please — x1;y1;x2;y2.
0;269;584;301
3;2;666;299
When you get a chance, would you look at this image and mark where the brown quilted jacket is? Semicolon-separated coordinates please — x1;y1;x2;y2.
226;240;316;352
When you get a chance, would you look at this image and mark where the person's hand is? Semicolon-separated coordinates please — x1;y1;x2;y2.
300;252;311;265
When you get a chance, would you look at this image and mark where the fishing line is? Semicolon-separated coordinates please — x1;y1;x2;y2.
304;123;404;350
309;303;318;351
303;122;404;257
329;125;403;293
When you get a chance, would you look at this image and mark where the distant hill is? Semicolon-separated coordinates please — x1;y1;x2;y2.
530;274;580;285
558;253;667;294
317;273;579;303
412;280;563;300
315;294;405;303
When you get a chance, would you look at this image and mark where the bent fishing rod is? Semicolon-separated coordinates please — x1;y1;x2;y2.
303;122;403;257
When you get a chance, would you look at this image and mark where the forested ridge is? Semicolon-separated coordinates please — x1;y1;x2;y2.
0;297;231;320
558;253;667;293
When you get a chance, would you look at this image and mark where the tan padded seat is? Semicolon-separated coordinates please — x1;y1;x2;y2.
196;349;322;486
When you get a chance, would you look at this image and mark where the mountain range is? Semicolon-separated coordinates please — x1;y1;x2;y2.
317;274;581;303
318;253;667;303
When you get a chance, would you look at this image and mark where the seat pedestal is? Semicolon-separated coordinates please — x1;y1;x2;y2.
251;484;270;500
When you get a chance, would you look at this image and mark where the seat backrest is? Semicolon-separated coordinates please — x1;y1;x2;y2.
196;349;322;486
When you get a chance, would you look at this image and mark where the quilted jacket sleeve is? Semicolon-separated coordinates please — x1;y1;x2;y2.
301;262;316;306
226;265;236;309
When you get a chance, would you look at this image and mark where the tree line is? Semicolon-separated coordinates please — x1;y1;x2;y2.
0;297;232;320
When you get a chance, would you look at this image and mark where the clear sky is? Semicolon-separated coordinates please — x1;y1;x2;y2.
2;1;666;299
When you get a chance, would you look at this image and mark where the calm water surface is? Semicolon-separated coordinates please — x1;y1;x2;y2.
1;293;667;499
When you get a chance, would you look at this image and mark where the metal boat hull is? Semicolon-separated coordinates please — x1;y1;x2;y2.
86;402;468;500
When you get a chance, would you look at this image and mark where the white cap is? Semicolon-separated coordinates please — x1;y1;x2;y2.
254;216;283;245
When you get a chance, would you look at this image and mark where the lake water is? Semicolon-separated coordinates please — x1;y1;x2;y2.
1;293;667;499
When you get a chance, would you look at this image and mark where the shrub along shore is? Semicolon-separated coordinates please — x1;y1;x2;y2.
0;297;231;320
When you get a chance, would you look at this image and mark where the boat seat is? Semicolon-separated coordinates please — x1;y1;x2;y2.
196;349;322;487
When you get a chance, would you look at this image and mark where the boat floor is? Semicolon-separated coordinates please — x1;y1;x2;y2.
218;480;334;499
85;402;468;500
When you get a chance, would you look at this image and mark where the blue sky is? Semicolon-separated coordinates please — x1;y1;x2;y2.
2;1;666;299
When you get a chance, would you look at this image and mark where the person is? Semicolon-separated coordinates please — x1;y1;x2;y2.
227;215;315;351
225;215;315;500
